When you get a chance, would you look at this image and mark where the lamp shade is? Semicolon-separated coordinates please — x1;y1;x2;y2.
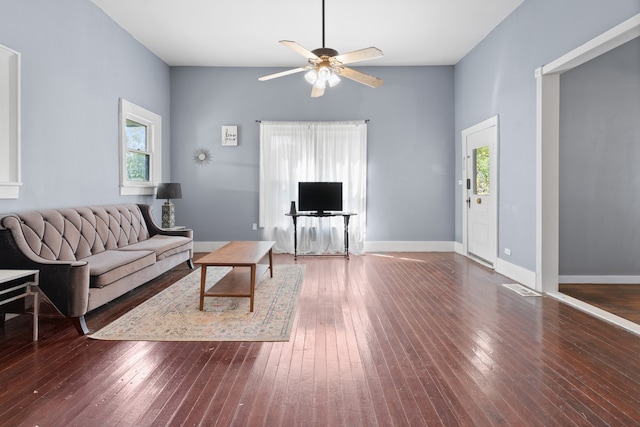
156;183;182;200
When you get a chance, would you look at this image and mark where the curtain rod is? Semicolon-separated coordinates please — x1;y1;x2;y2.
255;119;370;123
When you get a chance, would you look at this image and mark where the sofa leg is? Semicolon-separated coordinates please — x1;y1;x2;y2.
73;316;89;335
187;259;195;269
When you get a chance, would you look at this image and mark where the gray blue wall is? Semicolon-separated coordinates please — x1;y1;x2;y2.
0;0;170;218
1;0;638;277
455;0;639;271
559;38;640;275
170;66;454;242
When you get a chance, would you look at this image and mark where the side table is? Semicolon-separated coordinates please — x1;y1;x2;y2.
285;212;356;260
162;225;186;231
0;270;40;341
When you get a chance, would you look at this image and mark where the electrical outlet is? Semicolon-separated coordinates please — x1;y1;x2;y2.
504;248;511;256
252;223;257;230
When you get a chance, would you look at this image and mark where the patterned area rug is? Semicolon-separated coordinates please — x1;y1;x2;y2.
88;264;305;342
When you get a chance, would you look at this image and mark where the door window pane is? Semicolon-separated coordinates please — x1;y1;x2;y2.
473;146;490;195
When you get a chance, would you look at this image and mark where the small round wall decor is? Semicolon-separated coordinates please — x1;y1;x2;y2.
193;148;212;165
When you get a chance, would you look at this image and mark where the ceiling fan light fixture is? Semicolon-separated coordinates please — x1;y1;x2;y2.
317;65;331;82
258;0;383;97
304;69;318;84
328;72;341;87
313;79;326;89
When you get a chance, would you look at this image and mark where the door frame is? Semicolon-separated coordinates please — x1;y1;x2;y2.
461;115;499;268
536;13;640;295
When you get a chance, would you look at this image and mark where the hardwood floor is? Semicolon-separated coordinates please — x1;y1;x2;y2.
560;283;640;324
2;252;640;426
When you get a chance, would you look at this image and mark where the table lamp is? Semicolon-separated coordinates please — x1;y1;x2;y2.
156;183;182;228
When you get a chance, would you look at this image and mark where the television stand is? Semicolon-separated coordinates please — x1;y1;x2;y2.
285;212;356;260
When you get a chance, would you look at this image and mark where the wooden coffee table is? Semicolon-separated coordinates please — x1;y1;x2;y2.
196;241;275;312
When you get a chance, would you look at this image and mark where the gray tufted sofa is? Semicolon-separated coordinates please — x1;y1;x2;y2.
0;204;193;334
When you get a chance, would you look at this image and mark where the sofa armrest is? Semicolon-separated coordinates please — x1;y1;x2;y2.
0;227;90;317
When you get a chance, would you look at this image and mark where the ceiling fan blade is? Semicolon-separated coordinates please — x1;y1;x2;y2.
280;40;319;61
339;67;384;88
259;67;307;81
334;47;383;65
311;85;325;98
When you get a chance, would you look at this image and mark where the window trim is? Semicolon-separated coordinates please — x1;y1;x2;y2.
0;43;21;199
119;98;162;196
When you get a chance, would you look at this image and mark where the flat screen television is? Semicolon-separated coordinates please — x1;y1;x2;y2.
298;182;343;214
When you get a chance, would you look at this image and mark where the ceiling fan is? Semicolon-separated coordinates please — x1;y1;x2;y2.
258;0;384;97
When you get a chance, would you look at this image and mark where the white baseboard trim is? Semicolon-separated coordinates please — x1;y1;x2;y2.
452;242;536;290
195;241;456;254
453;241;464;255
495;258;537;289
364;241;455;252
193;240;536;290
548;291;640;337
559;275;640;284
196;241;455;253
193;241;230;253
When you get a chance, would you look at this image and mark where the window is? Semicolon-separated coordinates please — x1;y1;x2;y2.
119;99;162;195
259;121;367;255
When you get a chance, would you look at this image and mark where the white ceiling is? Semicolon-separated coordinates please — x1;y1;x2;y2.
90;0;523;67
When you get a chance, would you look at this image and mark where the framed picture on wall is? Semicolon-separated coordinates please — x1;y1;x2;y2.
221;125;238;146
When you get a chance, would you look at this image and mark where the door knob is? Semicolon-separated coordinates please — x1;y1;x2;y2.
476;198;482;204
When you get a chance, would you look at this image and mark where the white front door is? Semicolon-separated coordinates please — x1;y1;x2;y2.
463;117;498;267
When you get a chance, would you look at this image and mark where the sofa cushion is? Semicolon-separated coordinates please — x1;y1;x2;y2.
83;250;155;288
118;235;192;261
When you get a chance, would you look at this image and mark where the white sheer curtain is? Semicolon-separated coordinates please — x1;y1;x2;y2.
259;121;367;255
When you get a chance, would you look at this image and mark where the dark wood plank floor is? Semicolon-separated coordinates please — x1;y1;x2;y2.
560;283;640;324
2;252;640;426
